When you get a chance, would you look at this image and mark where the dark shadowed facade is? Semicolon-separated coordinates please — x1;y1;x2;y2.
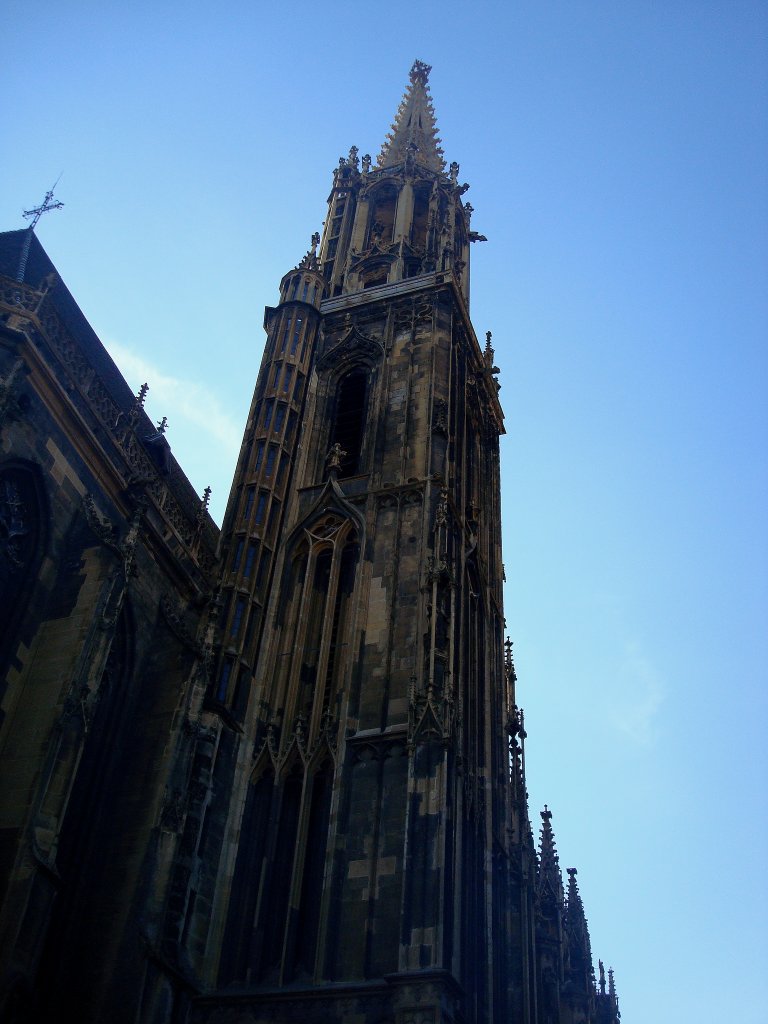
0;64;620;1024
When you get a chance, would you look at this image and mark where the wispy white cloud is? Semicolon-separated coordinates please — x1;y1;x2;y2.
104;339;242;452
608;639;665;745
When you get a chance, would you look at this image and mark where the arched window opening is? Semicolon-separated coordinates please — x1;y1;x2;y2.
218;768;275;986
368;186;397;247
411;185;431;251
361;264;389;289
277;547;308;629
298;549;333;717
319;540;359;717
331;370;368;477
290;760;334;980
259;763;303;979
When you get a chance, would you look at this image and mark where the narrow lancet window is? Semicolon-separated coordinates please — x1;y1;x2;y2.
331;369;368;477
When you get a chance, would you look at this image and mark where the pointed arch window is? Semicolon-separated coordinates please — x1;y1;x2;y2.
280;515;361;729
411;183;431;251
368;185;397;246
331;369;368;477
225;515;360;985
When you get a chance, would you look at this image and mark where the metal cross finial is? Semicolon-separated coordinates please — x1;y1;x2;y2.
23;177;64;232
17;177;64;282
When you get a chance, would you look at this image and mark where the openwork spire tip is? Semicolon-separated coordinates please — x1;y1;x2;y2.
377;60;446;174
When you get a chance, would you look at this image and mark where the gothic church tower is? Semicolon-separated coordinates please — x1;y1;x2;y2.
186;63;619;1024
0;64;620;1024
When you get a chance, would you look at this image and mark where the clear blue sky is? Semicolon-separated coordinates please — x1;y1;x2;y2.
3;2;767;1019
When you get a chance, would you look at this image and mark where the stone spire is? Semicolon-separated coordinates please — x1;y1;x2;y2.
608;967;620;1016
565;867;594;977
377;60;446;173
537;806;564;907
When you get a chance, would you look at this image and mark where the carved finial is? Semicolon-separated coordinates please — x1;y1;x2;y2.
378;62;445;172
348;145;359;170
362;153;371;174
410;59;431;84
537;805;564;905
464;202;474;223
156;416;168;434
122;382;149;431
484;330;495;366
326;442;347;473
599;960;606;995
449;161;459;185
299;233;321;271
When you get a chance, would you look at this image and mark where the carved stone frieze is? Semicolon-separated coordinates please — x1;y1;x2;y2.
393;297;433;333
375;484;424;510
347;727;408;765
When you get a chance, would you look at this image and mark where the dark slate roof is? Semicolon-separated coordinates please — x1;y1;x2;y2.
0;228;220;550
